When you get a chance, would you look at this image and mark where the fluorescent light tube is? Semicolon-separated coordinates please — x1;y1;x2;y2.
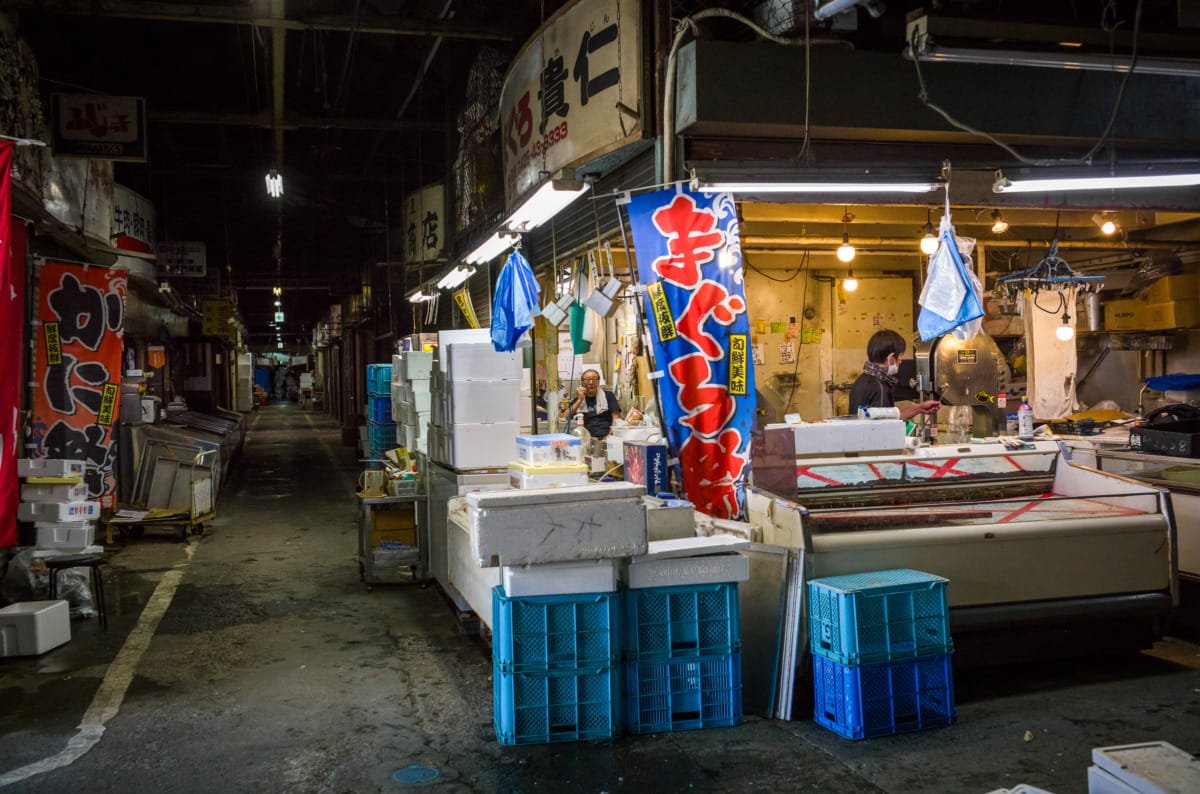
994;171;1200;193
505;180;590;232
698;180;940;194
464;232;518;265
910;43;1200;78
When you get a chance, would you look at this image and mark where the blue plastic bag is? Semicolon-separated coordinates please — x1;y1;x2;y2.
490;250;541;352
918;227;983;341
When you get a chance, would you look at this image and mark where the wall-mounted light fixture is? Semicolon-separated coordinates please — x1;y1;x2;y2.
437;265;476;290
504;179;590;233
692;166;942;195
995;169;1200;194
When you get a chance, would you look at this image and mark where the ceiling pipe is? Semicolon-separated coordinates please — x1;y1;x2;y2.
741;235;1199;250
814;0;884;21
271;0;286;168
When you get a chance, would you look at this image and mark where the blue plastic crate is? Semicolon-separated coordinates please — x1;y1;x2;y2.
493;665;620;745
813;653;956;740
366;364;392;396
624;582;740;662
367;421;395;450
368;395;393;423
808;569;951;666
493;587;620;673
624;653;742;734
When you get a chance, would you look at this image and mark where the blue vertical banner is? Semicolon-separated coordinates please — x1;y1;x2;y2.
627;188;755;519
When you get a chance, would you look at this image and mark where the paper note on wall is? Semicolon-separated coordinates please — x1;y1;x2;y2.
753;343;765;365
779;342;795;364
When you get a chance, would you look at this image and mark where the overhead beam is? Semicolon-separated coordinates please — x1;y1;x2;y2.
5;0;513;40
148;109;448;132
271;0;285;168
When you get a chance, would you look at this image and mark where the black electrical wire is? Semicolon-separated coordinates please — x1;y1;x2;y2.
743;253;808;283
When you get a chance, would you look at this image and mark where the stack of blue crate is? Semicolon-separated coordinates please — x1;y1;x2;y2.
365;363;394;466
491;586;622;745
622;582;743;734
808;569;956;739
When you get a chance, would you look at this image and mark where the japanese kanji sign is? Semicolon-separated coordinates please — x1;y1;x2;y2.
499;0;642;207
628;188;756;520
158;241;207;278
51;94;148;161
1;142;24;547
112;183;156;255
30;261;127;508
403;182;445;266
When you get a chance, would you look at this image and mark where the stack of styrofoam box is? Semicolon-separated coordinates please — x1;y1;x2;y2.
508;433;587;489
807;569;956;740
428;333;522;470
623;536;748;735
16;459;100;553
0;600;71;657
518;367;534;432
392;350;433;455
468;481;647;745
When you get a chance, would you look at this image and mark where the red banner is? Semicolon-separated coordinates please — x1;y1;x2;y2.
30;261;126;508
0;142;19;547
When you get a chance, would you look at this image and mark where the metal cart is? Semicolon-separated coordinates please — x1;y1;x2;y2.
358;480;427;587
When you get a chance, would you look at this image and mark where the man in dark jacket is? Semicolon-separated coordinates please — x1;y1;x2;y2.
848;329;940;420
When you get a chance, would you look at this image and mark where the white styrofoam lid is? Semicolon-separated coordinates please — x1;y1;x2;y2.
631;535;750;563
466;481;644;508
1092;742;1198;789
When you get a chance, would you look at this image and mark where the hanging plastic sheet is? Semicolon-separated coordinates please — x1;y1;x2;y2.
918;215;984;341
490;249;541;352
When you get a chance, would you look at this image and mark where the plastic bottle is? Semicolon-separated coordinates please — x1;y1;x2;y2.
571;412;592;449
1018;398;1034;440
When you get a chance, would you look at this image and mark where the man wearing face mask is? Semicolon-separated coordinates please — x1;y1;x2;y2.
848;329;940;421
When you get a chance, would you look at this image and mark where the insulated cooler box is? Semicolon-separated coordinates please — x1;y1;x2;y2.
20;482;89;502
626;536;751;590
467;482;648;567
18;501;101;522
18;459;85;479
507;460;589;490
0;601;71;656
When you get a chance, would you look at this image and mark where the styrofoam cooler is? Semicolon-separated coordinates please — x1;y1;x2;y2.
18;501;100;522
501;559;620;597
21;482;89;502
627;536;751;590
0;600;71;657
18;459;85;479
448;378;520;424
393;351;433;381
508;460;589;489
516;433;583;465
443;342;522;381
36;522;96;550
468;482;647;567
1088;741;1200;794
446;422;519;470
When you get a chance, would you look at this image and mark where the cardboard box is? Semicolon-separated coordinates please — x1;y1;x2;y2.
624;440;668;496
1144;300;1200;330
1104;298;1147;331
1144;272;1199;303
372;504;416;531
0;601;71;657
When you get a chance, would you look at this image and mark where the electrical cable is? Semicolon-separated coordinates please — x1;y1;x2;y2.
908;0;1143;167
786;250;812;413
743;253;807;283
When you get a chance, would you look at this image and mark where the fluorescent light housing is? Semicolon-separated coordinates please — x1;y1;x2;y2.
437;265;476;290
265;170;283;198
464;231;519;265
504;179;590;232
994;168;1200;193
406;287;436;303
692;166;942;195
907;39;1200;78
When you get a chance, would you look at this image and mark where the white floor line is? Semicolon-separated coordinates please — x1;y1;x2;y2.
0;540;198;788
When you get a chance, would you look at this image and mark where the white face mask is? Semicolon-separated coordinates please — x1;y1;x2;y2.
887;362;899;377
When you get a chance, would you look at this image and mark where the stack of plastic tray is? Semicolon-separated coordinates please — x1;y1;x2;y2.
622;582;743;734
491;586;621;745
365;364;396;466
808;569;955;740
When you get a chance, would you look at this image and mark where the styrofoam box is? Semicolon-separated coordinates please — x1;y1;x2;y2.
448;378;520;424
402;391;433;414
502;559;619;598
468;482;648;567
1089;742;1200;794
446;421;519;470
443;342;522;382
21;482;89;502
627;553;749;589
37;523;96;550
0;600;71;656
18;501;100;522
32;544;103;560
508;460;589;490
516;433;583;465
18;459;85;479
393;351;434;381
789;419;907;456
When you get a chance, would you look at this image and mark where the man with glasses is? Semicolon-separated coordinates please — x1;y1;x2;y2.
568;369;622;440
848;329;940;421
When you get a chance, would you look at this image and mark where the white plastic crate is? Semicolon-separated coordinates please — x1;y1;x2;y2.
0;600;71;657
1089;741;1199;794
18;459;85;479
18;501;100;522
516;433;583;465
20;482;89;502
36;522;96;550
501;559;619;597
447;378;520;424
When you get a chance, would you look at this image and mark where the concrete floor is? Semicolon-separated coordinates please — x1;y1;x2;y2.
1;403;1198;793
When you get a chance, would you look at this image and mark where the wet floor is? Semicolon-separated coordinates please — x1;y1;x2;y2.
1;403;1198;793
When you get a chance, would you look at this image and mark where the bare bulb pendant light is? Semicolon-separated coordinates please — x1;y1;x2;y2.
919;209;938;255
1056;311;1075;341
836;209;856;263
990;209;1009;235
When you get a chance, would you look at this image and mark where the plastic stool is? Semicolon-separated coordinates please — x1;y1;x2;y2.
46;554;108;631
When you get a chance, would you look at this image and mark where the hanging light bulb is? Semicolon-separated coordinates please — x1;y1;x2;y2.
272;286;282;297
836;209;856;263
1056;310;1075;341
919;213;939;255
1092;212;1118;235
990;209;1010;234
843;267;858;292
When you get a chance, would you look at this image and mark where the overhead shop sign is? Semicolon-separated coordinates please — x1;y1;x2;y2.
158;241;207;278
202;299;234;337
403;182;445;265
51;94;148;161
112;184;156;255
499;0;642;207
